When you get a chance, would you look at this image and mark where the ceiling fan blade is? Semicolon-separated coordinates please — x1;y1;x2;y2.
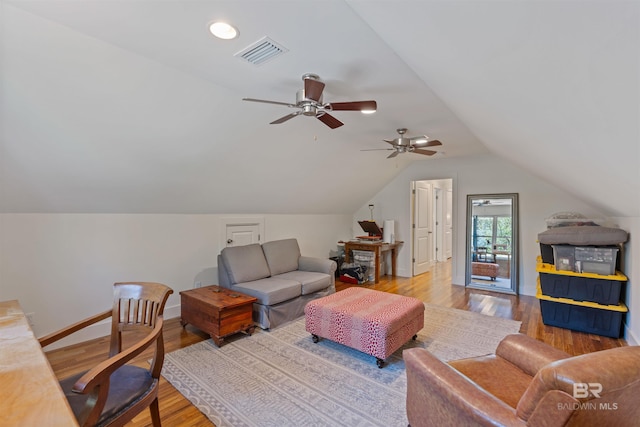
412;148;437;156
387;151;400;159
270;112;301;124
361;148;393;151
316;113;344;129
243;98;296;107
383;139;398;146
328;100;377;111
305;79;325;102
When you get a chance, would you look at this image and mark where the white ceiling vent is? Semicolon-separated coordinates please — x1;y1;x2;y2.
234;36;288;66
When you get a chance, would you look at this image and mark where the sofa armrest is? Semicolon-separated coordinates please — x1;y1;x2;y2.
298;256;337;276
404;348;525;427
496;334;570;377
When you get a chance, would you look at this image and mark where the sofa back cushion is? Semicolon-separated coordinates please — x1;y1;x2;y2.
220;243;270;284
262;238;301;276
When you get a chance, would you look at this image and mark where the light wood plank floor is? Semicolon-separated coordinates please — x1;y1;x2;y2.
45;260;626;427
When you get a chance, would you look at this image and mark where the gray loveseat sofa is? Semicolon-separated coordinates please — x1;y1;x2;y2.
217;238;336;330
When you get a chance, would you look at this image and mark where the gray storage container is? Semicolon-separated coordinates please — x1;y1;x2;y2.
574;246;618;275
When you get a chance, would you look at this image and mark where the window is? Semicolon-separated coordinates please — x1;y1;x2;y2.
473;215;511;252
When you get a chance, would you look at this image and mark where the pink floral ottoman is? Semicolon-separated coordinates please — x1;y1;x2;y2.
304;287;425;368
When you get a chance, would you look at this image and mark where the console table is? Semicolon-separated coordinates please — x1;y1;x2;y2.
0;300;79;426
343;241;403;284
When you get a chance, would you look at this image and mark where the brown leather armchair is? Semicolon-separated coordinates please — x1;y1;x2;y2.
404;334;640;427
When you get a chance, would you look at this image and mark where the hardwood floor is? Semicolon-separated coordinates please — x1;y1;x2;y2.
45;260;626;426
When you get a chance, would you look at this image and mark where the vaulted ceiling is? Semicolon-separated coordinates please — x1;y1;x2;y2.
2;1;638;216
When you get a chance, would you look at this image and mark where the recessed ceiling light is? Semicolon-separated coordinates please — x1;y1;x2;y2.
209;21;238;40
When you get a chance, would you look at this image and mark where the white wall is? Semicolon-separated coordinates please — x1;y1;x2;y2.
612;217;639;345
353;153;611;294
0;213;351;347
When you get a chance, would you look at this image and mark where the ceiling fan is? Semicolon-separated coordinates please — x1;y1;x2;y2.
362;128;443;158
473;199;511;206
242;73;377;129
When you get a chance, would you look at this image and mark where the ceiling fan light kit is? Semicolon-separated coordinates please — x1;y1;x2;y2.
243;73;377;129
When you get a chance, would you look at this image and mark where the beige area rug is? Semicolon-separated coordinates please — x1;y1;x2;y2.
162;303;521;427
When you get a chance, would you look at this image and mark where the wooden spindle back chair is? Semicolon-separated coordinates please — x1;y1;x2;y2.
40;282;173;427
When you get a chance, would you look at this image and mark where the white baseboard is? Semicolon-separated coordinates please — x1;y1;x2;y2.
42;303;181;351
164;303;181;321
397;267;411;278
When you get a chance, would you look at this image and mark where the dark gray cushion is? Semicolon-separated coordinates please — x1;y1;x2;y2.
232;277;301;305
61;365;155;426
262;238;301;275
220;244;271;284
538;226;628;246
276;271;332;295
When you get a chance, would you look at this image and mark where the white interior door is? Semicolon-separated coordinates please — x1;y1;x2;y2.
445;189;453;258
225;224;261;247
435;187;445;262
413;181;433;275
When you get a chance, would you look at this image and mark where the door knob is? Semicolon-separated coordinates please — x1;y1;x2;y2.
227;239;233;244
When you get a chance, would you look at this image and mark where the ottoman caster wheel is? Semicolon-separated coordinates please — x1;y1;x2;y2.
412;334;418;341
312;334;319;343
376;358;385;369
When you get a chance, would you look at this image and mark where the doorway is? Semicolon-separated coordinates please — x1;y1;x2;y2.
411;178;453;276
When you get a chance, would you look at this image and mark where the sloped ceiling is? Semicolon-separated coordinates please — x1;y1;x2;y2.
1;1;638;216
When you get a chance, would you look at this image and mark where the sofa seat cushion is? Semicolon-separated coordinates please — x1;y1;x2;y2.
276;271;332;295
220;244;271;284
233;277;301;306
262;238;301;275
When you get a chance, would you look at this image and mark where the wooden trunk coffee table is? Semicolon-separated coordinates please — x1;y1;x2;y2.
180;285;257;346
